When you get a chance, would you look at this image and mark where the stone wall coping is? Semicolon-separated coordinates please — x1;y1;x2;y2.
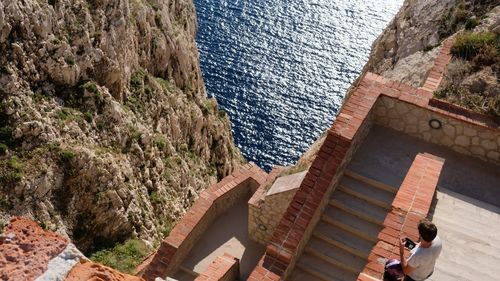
358;153;444;280
266;171;307;196
194;253;239;281
248;167;284;207
141;164;267;280
428;98;500;129
364;71;499;132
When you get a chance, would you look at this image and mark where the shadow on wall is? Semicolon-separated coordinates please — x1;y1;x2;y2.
179;196;265;280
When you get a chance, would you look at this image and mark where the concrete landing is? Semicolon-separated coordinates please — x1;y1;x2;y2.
348;125;500;208
429;188;500;281
172;197;265;281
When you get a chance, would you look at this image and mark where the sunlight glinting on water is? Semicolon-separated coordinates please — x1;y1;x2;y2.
194;0;403;171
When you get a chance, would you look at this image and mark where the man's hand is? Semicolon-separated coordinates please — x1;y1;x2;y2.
399;237;406;256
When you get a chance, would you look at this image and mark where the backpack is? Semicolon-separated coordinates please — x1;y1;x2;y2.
383;259;404;281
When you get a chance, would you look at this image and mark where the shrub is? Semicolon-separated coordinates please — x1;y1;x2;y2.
160;219;176;238
8;156;22;171
472;44;498;66
1;172;23;183
451;32;498;60
65;56;75;66
155;13;162;27
130;68;147;93
0;143;7;155
149;192;163;204
218;109;227;119
153;136;166;149
129;128;142;142
80;81;99;95
465;18;480;30
59;150;76;163
89;239;149;274
0;126;13;146
84;111;93;122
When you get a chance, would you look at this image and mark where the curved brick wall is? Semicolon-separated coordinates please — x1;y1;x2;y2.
141;164;267;280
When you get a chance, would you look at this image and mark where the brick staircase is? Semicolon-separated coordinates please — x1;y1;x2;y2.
289;170;398;281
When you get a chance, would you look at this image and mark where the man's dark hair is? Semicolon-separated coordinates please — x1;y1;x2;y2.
418;219;438;242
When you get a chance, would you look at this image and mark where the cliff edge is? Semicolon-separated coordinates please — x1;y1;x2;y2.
0;0;244;254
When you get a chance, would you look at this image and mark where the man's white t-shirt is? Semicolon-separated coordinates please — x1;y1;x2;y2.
407;236;442;281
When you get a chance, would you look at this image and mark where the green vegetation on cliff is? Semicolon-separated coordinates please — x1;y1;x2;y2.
436;31;499;117
89;239;150;274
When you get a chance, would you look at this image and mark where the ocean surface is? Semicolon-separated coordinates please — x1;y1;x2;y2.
193;0;403;171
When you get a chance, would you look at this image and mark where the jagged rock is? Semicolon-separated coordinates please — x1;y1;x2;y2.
366;0;456;86
0;0;243;253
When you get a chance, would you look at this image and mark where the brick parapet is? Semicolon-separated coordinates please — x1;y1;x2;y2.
358;153;445;280
194;253;239;281
421;39;453;92
141;164;267;280
249;35;498;279
248;74;380;280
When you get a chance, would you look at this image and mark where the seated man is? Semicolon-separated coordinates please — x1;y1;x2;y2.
399;219;442;281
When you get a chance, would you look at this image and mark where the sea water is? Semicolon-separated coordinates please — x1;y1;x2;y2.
194;0;403;171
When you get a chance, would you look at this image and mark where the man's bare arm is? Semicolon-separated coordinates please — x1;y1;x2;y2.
399;237;415;274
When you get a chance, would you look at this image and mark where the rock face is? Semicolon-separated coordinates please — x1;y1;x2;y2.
0;0;243;253
365;0;456;86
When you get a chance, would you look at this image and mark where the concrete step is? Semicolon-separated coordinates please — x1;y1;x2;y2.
314;221;373;259
323;207;382;243
306;237;367;274
339;176;394;210
296;253;358;281
344;169;398;194
330;190;387;225
288;267;326;281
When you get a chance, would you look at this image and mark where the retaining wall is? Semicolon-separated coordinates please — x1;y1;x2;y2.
141;164;267;280
374;96;499;164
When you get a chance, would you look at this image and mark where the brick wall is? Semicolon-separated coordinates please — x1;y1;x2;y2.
358;153;444;280
141;164;267;280
248;37;498;280
247;74;381;280
421;39;453;92
194;253;239;281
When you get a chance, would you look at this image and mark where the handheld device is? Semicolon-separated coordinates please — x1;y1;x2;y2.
404;238;416;250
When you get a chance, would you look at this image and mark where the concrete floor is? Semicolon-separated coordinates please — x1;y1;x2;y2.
428;188;500;280
348;125;500;208
349;125;500;279
173;197;265;281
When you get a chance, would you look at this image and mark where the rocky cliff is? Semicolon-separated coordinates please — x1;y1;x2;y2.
296;0;499;166
0;0;243;253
